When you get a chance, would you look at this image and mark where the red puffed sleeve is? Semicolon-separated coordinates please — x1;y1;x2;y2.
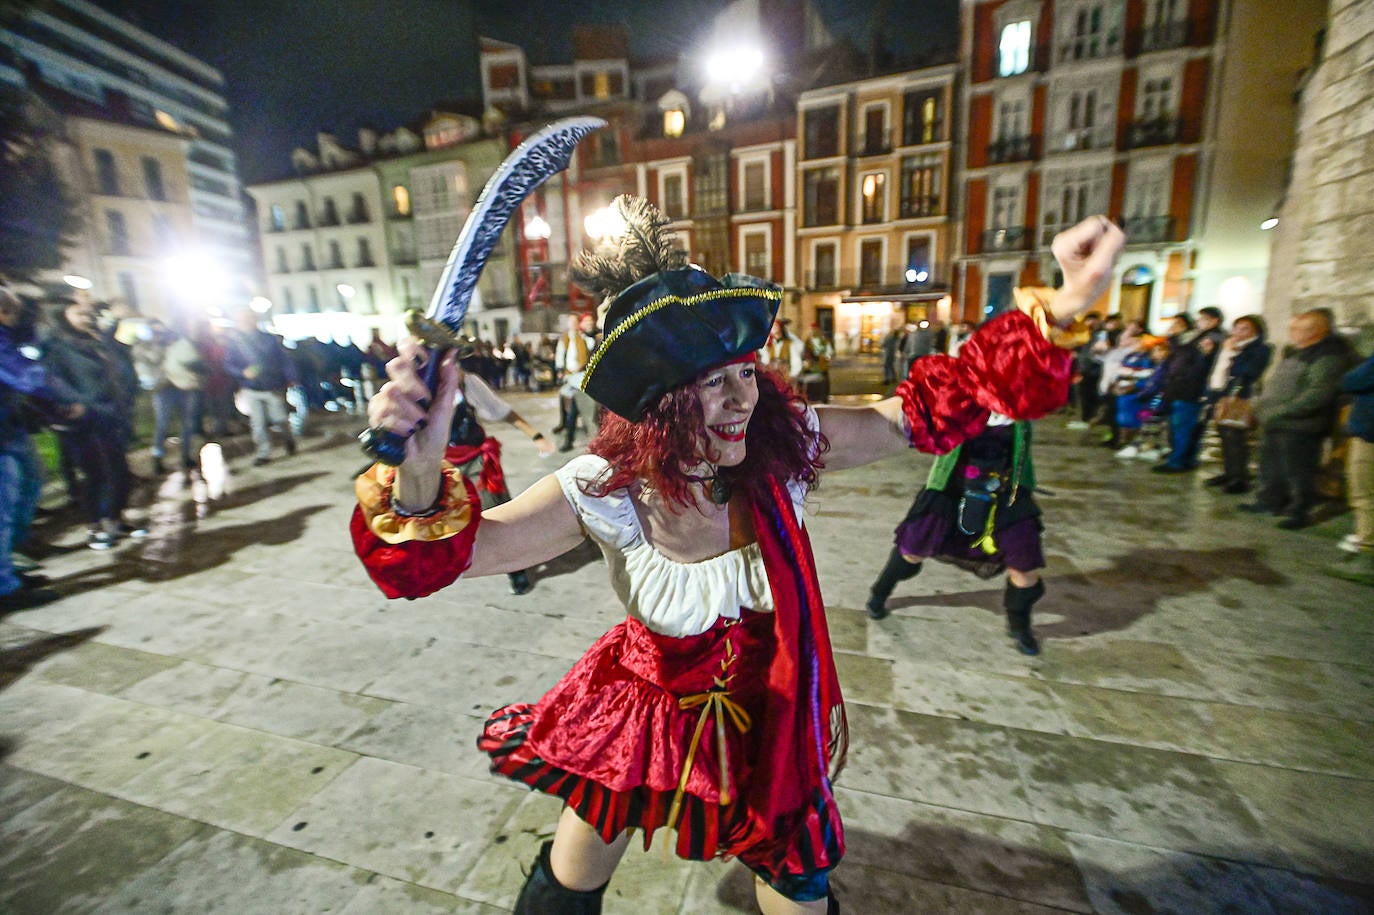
350;462;482;599
895;310;1073;454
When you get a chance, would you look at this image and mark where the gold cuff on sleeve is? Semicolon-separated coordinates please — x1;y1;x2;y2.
355;462;475;544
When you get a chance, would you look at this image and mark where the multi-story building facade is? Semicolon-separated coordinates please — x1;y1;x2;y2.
2;0;252;307
957;0;1324;329
37;86;198;321
247;115;518;345
479;3;854;337
636;112;797;301
796;64;960;353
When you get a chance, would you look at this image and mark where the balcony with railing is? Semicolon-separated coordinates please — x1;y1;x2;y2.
1054;124;1115;153
1125;117;1182;149
1139;20;1190;53
981;226;1030;253
1122;214;1176;243
987;135;1038;164
803;266;948;293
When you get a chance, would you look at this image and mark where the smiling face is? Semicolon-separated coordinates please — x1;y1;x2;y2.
694;358;759;468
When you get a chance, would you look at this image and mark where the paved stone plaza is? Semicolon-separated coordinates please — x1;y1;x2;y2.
2;368;1372;914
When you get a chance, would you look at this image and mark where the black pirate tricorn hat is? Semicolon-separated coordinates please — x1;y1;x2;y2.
571;195;780;421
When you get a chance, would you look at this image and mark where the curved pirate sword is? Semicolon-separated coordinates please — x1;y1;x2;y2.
359;115;606;466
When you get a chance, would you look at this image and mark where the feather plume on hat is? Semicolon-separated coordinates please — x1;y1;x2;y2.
567;193;781;421
570;195;689;317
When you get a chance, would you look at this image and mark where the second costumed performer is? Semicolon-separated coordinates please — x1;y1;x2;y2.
350;196;1123;914
864;288;1086;655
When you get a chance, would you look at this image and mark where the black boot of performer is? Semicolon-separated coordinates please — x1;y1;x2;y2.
553;394;570;435
513;841;608;914
559;398;579;452
866;548;923;620
508;569;532;595
1003;579;1045;656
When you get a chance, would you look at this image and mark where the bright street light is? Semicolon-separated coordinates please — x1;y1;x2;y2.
63;274;93;289
704;45;765;90
336;283;356;299
249;296;273;314
524;214;551;241
584;206;626;244
161;250;230;310
1260;217;1278;231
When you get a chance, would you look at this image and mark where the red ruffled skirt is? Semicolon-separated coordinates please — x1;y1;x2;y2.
478;609;843;882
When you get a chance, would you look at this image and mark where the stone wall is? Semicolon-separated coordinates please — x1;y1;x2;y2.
1264;0;1374;337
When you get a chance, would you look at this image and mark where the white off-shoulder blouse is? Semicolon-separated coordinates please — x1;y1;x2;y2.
555;453;810;638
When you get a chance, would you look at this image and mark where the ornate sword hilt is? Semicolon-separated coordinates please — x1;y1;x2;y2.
358;310;474;467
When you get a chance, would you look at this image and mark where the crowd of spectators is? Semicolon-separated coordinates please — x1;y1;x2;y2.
1061;303;1370;582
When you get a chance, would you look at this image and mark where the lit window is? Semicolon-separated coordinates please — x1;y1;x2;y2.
393;185;411;216
999;20;1032;76
861;173;886;224
664;109;685;138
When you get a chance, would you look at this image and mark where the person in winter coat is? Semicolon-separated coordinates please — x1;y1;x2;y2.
1;285;81;609
1150;313;1211;473
1242;309;1358;529
1327;349;1374;583
41;297;146;550
1202;315;1272;493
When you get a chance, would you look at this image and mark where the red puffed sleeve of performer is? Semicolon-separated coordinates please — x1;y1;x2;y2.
349;462;482;599
896;304;1073;454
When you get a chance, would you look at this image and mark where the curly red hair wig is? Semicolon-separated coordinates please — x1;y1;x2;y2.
585;362;827;510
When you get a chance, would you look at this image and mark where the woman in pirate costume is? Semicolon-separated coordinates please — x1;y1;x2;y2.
351;197;1123;913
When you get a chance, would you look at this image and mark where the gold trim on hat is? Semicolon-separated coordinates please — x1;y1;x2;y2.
580;286;783;390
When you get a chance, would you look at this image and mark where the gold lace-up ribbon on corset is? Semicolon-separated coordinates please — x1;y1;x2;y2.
666;629;752;833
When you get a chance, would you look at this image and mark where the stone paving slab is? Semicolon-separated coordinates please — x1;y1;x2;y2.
2;390;1373;913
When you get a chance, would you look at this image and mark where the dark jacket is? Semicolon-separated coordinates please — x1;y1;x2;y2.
1342;352;1374;442
41;321;138;431
1;325;78;445
1159;336;1210;403
224;328;297;391
1221;337;1272;399
1255;334;1358;435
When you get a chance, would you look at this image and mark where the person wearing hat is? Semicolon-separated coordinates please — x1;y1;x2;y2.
350;197;1123;914
760;316;804;392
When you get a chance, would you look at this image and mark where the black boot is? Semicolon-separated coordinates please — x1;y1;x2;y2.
866;548;922;620
828;890;840;913
513;841;608;914
1003;579;1045;656
508;570;532;595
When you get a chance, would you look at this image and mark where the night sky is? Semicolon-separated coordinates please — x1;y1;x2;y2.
87;0;957;185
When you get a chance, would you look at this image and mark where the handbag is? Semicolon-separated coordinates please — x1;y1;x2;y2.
1214;391;1255;429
